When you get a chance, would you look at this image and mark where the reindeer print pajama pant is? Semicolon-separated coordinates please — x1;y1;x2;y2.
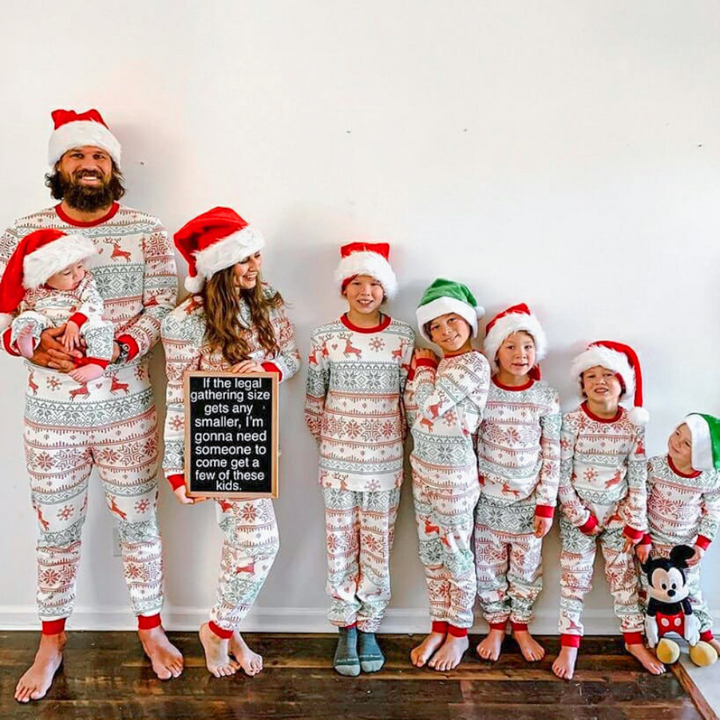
24;363;164;621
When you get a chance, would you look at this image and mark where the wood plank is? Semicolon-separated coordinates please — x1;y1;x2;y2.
671;662;720;720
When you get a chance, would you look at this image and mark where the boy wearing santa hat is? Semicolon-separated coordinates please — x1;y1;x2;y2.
552;341;665;680
305;242;414;676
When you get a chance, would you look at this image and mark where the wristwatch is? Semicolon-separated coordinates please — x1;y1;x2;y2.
115;341;131;365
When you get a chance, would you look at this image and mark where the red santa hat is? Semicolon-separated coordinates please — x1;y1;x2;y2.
570;340;648;426
483;303;547;380
48;109;122;168
334;242;398;300
0;228;97;330
174;207;265;293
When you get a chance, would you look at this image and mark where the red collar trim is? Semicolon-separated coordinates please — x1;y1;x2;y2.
341;313;392;334
492;376;534;392
667;455;701;479
55;202;119;227
581;401;622;424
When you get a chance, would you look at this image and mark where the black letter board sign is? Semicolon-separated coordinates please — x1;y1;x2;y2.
184;371;279;498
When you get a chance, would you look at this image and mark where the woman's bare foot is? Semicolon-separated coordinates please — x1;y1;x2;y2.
552;646;578;680
477;628;505;662
15;632;65;703
410;631;446;668
69;364;104;384
428;634;468;671
16;327;36;359
139;626;183;680
229;631;264;676
514;630;545;662
625;642;666;675
199;623;239;677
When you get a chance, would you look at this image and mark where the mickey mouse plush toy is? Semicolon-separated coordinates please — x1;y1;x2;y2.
643;545;717;666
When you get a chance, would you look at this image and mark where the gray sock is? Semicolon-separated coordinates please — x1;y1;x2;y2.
358;630;385;673
333;626;361;677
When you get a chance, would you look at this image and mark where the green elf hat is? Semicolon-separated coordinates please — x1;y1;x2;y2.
684;414;720;472
415;278;485;343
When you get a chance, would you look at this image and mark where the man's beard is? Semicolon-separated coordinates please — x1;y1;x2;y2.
59;171;116;212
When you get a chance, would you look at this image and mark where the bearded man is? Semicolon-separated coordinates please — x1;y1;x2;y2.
0;109;182;703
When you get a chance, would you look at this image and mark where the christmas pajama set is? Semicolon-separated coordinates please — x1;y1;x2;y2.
405;350;490;635
305;314;414;632
557;404;648;648
0;203;178;634
640;454;720;641
474;377;561;632
161;286;300;640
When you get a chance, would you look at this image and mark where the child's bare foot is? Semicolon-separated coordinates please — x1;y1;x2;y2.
477;628;505;661
411;631;446;668
514;630;545;662
17;327;36;359
139;626;183;680
15;632;65;703
199;623;240;677
552;646;578;680
69;364;104;384
229;631;263;676
708;638;720;656
429;634;468;671
625;642;666;675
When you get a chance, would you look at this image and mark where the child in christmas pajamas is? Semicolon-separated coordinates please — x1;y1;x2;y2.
404;279;489;671
162;207;300;678
636;414;720;657
0;229;114;384
552;341;665;680
474;303;560;663
305;242;414;676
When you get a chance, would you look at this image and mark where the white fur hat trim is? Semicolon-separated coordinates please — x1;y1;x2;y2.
484;312;548;373
335;251;398;300
48;120;122;167
416;297;483;342
23;234;97;289
570;345;635;400
684;414;713;472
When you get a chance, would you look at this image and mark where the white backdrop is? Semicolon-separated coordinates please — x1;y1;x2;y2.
1;0;719;634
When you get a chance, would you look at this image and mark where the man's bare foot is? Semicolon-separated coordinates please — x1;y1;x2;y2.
410;631;446;668
428;634;468;671
552;646;578;680
17;327;36;359
69;364;104;384
229;630;263;676
477;628;505;661
199;623;239;677
15;632;65;703
625;642;666;675
139;626;184;680
514;630;545;662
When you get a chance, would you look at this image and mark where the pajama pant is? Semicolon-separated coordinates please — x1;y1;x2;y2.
413;475;479;629
24;364;163;621
558;518;644;642
474;499;543;627
209;498;279;633
323;486;401;633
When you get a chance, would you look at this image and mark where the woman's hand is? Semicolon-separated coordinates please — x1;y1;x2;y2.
229;360;265;374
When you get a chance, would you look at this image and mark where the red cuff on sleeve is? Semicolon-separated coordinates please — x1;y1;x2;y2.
638;533;652;546
579;514;598;534
561;633;581;648
261;362;283;380
2;327;20;356
696;535;712;551
623;631;643;645
116;334;139;360
415;358;439;370
68;312;87;328
623;525;644;541
167;474;185;491
534;505;555;519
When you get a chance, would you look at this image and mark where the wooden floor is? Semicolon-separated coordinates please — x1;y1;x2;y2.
0;632;705;720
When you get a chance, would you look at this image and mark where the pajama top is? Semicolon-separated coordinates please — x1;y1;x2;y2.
304;314;414;492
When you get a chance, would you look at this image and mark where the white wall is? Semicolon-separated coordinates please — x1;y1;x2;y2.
1;0;719;634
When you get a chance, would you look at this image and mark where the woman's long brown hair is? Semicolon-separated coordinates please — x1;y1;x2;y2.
202;266;284;365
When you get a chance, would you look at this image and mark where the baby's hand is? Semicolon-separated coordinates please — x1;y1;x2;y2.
62;320;80;351
635;543;651;564
687;545;705;566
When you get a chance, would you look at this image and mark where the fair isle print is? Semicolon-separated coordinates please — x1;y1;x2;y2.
209;499;280;632
323;487;401;632
305;316;414;492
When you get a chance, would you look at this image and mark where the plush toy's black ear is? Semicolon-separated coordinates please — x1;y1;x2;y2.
641;558;653;576
670;544;695;569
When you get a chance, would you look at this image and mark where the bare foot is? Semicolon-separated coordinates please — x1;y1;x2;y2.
15;632;65;703
477;628;505;662
552;646;578;680
229;630;263;676
17;327;36;359
625;642;666;675
138;626;184;680
410;631;446;668
514;630;545;662
199;623;239;677
429;634;468;671
69;364;104;384
708;638;720;656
